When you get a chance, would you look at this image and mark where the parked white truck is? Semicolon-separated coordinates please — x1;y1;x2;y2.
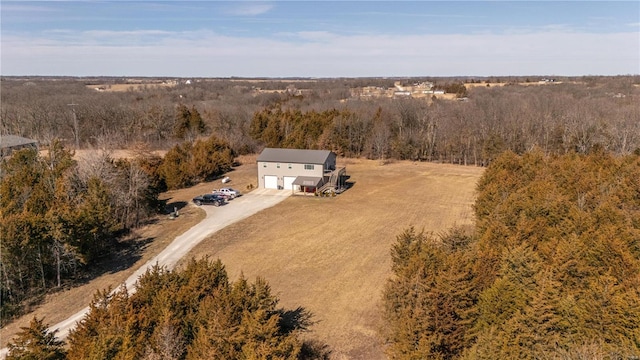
212;187;241;199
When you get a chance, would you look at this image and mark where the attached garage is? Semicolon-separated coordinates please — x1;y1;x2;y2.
264;175;278;189
257;148;342;192
283;176;297;190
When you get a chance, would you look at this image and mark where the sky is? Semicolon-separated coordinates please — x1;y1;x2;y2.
1;1;639;77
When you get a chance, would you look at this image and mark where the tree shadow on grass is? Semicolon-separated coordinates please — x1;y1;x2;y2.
160;200;188;215
78;235;155;285
279;306;315;333
57;198;185;292
300;339;332;360
278;307;332;359
2;233;157;327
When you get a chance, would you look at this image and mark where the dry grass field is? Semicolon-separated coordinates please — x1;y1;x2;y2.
85;82;177;92
1;157;483;359
179;158;483;359
464;81;563;89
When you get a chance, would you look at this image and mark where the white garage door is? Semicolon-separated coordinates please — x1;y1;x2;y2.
283;176;296;190
264;175;278;189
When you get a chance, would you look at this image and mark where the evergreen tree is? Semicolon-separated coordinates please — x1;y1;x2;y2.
383;228;477;359
6;317;66;360
68;258;317;359
74;177;118;263
190;135;234;182
157;142;193;189
174;104;206;142
384;151;640;358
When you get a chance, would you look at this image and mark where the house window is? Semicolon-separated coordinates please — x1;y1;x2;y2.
277;163;280;168
304;164;314;170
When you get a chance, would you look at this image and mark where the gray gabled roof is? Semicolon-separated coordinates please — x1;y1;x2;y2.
257;148;332;165
0;135;38;149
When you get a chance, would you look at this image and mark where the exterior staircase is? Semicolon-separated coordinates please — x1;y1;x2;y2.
317;167;345;194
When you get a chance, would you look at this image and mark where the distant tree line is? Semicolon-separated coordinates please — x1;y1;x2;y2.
6;258;330;359
249;82;639;165
2;77;638;165
382;150;640;358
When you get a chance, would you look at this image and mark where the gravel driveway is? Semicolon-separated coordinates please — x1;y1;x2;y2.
32;189;291;344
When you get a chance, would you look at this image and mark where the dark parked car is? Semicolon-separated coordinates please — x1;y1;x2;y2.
193;193;225;206
212;187;241;200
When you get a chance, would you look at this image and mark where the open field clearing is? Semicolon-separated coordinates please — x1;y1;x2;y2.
1;157;483;359
85;82;177;92
38;149;168;162
464;81;564;88
180;158;484;359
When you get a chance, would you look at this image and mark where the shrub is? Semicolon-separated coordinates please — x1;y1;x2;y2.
158;135;235;190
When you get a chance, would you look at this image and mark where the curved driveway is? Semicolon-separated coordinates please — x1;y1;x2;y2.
0;188;290;358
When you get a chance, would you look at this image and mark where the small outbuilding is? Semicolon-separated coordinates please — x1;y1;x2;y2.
256;148;346;194
0;135;38;158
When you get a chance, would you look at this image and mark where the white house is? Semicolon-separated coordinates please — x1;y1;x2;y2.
256;148;345;193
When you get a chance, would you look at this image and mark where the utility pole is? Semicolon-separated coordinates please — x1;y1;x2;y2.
67;100;79;149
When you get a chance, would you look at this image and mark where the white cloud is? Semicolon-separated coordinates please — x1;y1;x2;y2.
290;31;338;42
0;4;59;12
83;30;174;37
224;3;274;16
2;30;638;77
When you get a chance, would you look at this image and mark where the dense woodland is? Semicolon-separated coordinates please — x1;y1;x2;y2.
2;76;640;357
383;150;640;359
1;76;639;162
0;137;234;322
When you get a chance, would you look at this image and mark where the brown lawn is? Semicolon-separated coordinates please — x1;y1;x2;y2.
179;158;483;359
85;82;177;92
464;81;563;89
1;157;483;360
